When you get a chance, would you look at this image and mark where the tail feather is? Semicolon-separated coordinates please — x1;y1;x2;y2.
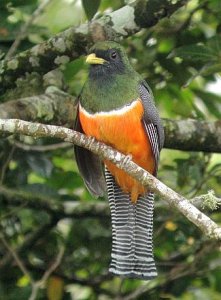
105;169;157;280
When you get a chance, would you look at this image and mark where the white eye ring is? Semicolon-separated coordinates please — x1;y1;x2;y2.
111;51;117;59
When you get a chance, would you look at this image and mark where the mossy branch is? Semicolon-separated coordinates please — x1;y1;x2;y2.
191;190;221;211
0;88;75;126
163;119;221;153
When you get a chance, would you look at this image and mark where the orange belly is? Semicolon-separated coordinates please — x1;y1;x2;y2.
79;99;155;202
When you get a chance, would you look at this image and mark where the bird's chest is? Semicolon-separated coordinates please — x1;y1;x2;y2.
79;99;155;202
79;100;145;154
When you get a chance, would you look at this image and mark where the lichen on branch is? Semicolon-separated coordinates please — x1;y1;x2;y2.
0;88;76;126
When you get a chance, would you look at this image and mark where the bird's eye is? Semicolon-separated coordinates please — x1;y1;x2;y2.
110;50;117;59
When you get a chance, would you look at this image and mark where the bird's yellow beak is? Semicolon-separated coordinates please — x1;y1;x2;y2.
86;53;106;65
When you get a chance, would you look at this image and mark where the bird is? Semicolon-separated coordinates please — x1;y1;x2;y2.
74;41;164;279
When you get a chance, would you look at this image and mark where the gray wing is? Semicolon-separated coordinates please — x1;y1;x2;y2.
74;104;106;197
139;81;164;175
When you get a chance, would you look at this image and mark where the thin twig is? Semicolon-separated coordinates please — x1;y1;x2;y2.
175;0;208;32
119;242;218;300
6;0;52;59
29;285;39;300
0;200;28;221
0;234;34;285
0;145;15;184
12;140;72;152
41;245;65;283
0;217;58;269
0;185;110;219
28;245;65;300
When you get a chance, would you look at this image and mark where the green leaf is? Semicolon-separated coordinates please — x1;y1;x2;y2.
36;0;84;34
63;58;85;83
46;170;83;190
0;9;22;42
193;88;221;118
27;154;53;178
207;35;221;55
82;0;101;20
200;62;221;76
0;0;37;6
169;44;216;62
183;62;221;87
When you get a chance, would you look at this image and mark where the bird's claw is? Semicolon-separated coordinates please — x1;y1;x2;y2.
87;136;96;149
120;154;132;168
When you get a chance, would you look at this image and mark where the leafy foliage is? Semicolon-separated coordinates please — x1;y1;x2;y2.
82;0;101;20
0;0;221;299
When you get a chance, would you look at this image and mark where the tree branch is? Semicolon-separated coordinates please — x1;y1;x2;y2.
28;245;65;300
11;140;71;152
0;185;110;219
0;91;220;153
0;217;58;269
164;118;221;153
0;0;189;94
0;234;35;284
0;118;220;240
0;88;75;126
25;262;114;296
1;185;219;222
120;240;219;300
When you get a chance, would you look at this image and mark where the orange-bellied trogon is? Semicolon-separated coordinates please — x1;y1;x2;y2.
74;41;164;279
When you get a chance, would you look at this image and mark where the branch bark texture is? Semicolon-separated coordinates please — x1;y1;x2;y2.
0;0;188;94
0;89;75;126
0;118;220;240
163;119;221;153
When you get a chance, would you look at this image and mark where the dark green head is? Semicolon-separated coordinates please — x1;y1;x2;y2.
81;41;141;112
86;41;133;81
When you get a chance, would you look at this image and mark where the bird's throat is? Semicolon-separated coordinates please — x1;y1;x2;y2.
81;72;140;113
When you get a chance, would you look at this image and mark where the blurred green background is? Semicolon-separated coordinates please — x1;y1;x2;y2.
0;0;221;299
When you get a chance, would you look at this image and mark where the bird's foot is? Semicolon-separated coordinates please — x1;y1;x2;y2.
120;154;132;168
87;136;96;150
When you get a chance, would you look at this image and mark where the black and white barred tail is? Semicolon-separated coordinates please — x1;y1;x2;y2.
105;169;157;279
